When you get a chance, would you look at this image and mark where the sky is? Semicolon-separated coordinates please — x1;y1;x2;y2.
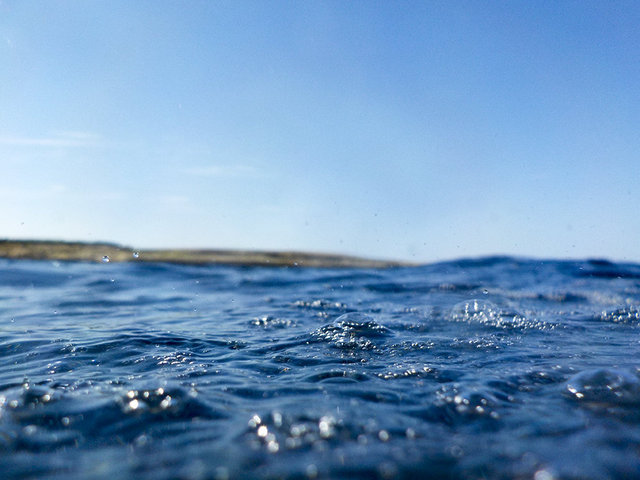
1;1;639;263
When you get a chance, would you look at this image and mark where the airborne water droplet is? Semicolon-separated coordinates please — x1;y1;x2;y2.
102;256;110;263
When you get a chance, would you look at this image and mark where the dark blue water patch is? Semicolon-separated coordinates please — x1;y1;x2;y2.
576;263;640;280
54;295;192;309
0;261;74;289
2;257;640;479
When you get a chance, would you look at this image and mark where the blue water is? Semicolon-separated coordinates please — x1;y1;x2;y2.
1;257;640;479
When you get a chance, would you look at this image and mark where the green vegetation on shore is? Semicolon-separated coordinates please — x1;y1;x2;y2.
0;240;410;268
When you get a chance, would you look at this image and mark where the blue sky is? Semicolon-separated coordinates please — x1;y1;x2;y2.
1;1;639;262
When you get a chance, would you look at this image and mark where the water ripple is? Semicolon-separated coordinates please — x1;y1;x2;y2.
1;257;640;479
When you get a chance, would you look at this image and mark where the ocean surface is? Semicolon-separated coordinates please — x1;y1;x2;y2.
1;257;640;480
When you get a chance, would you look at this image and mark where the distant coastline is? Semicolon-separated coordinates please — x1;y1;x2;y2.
0;239;410;268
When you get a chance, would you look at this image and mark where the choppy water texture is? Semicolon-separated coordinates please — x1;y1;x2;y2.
2;257;640;479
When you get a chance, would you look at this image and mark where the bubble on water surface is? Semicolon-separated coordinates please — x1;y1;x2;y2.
599;305;640;324
332;312;385;329
112;385;224;423
246;411;381;454
565;368;640;407
251;315;295;329
451;299;501;324
450;299;551;330
293;299;349;311
313;313;392;350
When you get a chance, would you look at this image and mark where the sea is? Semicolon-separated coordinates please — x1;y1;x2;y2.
1;256;640;480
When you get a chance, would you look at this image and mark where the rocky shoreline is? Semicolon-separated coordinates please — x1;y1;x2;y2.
0;240;410;268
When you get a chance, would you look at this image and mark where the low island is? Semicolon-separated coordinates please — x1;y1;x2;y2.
0;239;410;268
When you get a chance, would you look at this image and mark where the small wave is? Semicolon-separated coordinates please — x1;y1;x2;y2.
245;411;350;453
291;299;350;311
0;264;72;288
599;305;640;324
376;364;435;380
450;299;552;331
406;384;503;426
304;370;370;383
564;368;640;408
312;313;392;350
576;268;640;280
250;315;296;329
1;381;225;453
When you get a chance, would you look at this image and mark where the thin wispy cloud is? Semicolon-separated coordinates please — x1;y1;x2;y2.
159;194;191;205
184;165;263;178
150;194;194;214
0;185;125;202
0;131;102;148
0;185;67;201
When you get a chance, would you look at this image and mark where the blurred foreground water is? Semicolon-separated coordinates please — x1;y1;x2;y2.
1;257;640;479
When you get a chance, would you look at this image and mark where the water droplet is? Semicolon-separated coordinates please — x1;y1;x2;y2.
534;469;556;480
214;467;229;480
132;251;139;259
306;464;318;479
272;411;283;427
248;414;262;427
101;256;110;263
160;395;172;409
